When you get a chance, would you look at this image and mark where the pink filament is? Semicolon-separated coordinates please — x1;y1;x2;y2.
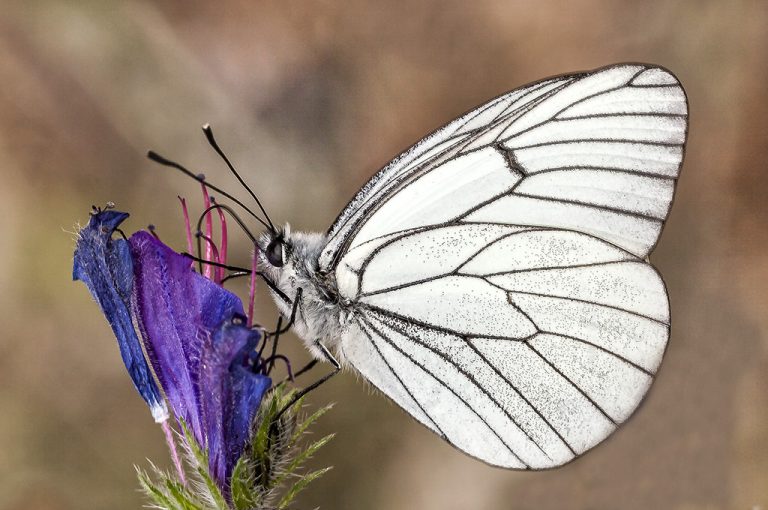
178;197;194;255
247;245;258;328
213;200;228;284
200;183;214;280
161;420;187;486
199;233;221;272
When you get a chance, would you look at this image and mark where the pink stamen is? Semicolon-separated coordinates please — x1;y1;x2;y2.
178;197;194;255
200;182;214;280
198;232;221;276
161;420;187;486
247;245;258;328
212;199;228;284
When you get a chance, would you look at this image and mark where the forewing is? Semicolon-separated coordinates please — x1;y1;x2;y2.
319;72;574;269
320;63;687;270
340;227;668;468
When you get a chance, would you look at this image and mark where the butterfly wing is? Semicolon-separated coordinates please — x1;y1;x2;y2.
320;63;686;271
319;72;575;270
327;64;687;468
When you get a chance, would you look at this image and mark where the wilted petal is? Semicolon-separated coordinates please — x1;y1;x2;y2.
73;210;168;422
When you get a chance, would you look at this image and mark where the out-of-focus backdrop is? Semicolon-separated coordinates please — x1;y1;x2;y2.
1;1;766;509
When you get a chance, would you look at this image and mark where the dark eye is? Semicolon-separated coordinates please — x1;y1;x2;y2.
266;238;285;267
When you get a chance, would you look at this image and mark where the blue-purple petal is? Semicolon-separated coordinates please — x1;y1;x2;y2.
229;363;271;472
201;319;271;486
73;210;168;422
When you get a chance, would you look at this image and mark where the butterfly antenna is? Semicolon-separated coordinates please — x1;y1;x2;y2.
202;124;276;234
147;151;272;232
196;203;258;244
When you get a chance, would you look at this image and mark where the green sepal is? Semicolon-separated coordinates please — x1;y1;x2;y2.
137;385;334;510
278;466;333;510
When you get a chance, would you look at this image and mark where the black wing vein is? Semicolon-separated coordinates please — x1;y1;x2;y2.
538;330;655;377
360;315;534;466
488;284;668;325
356;321;447;437
524;341;618;425
461;337;578;455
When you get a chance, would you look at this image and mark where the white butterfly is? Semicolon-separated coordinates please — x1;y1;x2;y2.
259;63;688;469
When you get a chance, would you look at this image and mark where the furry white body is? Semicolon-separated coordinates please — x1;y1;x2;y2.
259;229;350;362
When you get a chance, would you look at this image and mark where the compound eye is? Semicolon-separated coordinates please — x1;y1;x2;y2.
266;238;285;267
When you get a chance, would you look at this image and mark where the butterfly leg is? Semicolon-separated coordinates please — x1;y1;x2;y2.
263;287;304;374
268;287;303;336
287;358;318;382
273;350;318;385
274;340;340;421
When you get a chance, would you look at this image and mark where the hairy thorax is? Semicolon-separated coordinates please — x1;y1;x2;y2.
259;229;350;360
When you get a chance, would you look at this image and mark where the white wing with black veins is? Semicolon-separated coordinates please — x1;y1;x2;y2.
326;64;687;469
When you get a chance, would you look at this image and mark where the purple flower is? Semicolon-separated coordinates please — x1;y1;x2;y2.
74;207;272;493
129;231;271;487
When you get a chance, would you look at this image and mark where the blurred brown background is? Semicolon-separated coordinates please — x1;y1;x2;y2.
1;1;766;509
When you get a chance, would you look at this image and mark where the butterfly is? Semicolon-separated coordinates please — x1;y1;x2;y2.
158;62;688;470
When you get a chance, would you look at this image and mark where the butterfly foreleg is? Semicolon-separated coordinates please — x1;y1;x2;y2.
291;358;319;380
262;287;304;375
268;287;303;336
274;339;340;421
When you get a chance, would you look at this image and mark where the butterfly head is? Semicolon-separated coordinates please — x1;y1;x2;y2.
264;230;288;268
258;226;337;340
258;225;302;307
